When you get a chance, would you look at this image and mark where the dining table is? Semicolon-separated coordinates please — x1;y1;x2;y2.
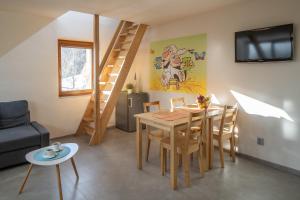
135;105;234;189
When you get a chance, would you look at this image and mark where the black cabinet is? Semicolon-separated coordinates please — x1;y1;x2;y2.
116;91;149;132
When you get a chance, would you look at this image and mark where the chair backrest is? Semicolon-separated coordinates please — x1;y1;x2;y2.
219;104;239;135
143;101;161;113
226;104;239;133
183;110;207;148
170;97;185;110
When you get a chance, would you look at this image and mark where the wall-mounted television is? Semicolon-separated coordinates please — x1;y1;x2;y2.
235;24;294;62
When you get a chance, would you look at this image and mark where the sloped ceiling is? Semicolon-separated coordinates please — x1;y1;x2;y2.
0;11;54;57
0;0;248;57
0;0;247;25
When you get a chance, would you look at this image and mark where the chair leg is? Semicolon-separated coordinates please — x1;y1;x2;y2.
160;145;165;176
229;136;236;162
168;150;170;170
164;149;171;172
182;153;191;187
218;138;225;168
198;144;205;177
145;138;151;162
178;154;182;167
161;148;167;176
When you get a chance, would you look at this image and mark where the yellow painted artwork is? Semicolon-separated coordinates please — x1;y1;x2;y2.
150;34;207;94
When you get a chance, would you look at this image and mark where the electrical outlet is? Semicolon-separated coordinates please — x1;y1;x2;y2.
257;137;264;146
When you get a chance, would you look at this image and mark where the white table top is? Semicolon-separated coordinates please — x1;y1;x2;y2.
26;143;78;166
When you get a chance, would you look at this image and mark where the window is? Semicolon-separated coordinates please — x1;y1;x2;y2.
58;39;93;97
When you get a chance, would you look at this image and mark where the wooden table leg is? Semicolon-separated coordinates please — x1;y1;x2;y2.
136;117;143;169
170;126;177;190
71;157;79;178
208;117;214;169
202;119;209;171
56;164;63;200
19;164;33;194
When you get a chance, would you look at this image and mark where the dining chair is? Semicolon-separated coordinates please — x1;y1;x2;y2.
213;104;238;168
143;101;165;161
170;97;185;110
170;97;201;162
160;110;207;186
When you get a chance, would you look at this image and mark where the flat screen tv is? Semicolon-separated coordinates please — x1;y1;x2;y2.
235;24;294;62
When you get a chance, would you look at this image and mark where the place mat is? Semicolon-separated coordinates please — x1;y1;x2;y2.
181;105;222;112
33;146;71;162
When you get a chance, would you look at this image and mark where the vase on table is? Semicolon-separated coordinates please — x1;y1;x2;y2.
197;102;209;109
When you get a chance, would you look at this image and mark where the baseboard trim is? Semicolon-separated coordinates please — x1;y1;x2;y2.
237;152;300;177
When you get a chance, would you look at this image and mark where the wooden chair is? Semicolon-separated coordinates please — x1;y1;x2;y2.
213;104;238;168
170;97;185;110
143;101;165;161
170;97;201;162
160;110;207;186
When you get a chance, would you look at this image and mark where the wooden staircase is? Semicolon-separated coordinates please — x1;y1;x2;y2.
75;16;147;145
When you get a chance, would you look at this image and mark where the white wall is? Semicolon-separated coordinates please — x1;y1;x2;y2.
0;11;53;57
133;0;300;170
0;11;119;138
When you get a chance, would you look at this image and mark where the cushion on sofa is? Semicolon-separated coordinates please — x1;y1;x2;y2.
0;125;41;154
0;100;30;129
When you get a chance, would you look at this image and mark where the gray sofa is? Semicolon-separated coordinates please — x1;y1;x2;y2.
0;100;49;169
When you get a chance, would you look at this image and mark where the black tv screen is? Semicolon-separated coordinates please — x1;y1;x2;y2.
235;24;294;62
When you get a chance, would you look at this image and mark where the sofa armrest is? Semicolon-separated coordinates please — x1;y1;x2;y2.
31;121;50;147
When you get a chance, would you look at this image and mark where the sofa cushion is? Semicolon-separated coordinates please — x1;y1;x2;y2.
0;100;30;129
0;125;41;154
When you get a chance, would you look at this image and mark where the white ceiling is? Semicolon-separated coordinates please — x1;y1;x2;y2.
0;0;247;25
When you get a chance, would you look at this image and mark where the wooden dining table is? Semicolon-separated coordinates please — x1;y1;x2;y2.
135;106;230;189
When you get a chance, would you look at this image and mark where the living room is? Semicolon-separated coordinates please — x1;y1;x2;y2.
0;0;300;199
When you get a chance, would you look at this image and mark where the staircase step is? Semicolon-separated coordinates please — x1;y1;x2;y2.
107;64;114;68
117;55;126;59
120;40;132;45
99;81;115;85
109;73;119;77
113;48;128;52
85;125;95;136
127;24;138;30
99;83;114;91
102;90;112;95
120;32;135;37
100;104;106;109
83;117;94;123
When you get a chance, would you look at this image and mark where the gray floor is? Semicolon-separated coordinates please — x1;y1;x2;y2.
1;128;300;200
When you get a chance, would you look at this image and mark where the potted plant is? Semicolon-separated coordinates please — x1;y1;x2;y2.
126;83;134;94
196;94;211;109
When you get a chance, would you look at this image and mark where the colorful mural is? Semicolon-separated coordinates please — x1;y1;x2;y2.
150;34;207;94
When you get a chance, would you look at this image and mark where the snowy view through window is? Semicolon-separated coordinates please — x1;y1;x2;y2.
61;47;92;91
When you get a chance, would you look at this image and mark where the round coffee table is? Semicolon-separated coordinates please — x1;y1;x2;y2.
19;143;79;200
